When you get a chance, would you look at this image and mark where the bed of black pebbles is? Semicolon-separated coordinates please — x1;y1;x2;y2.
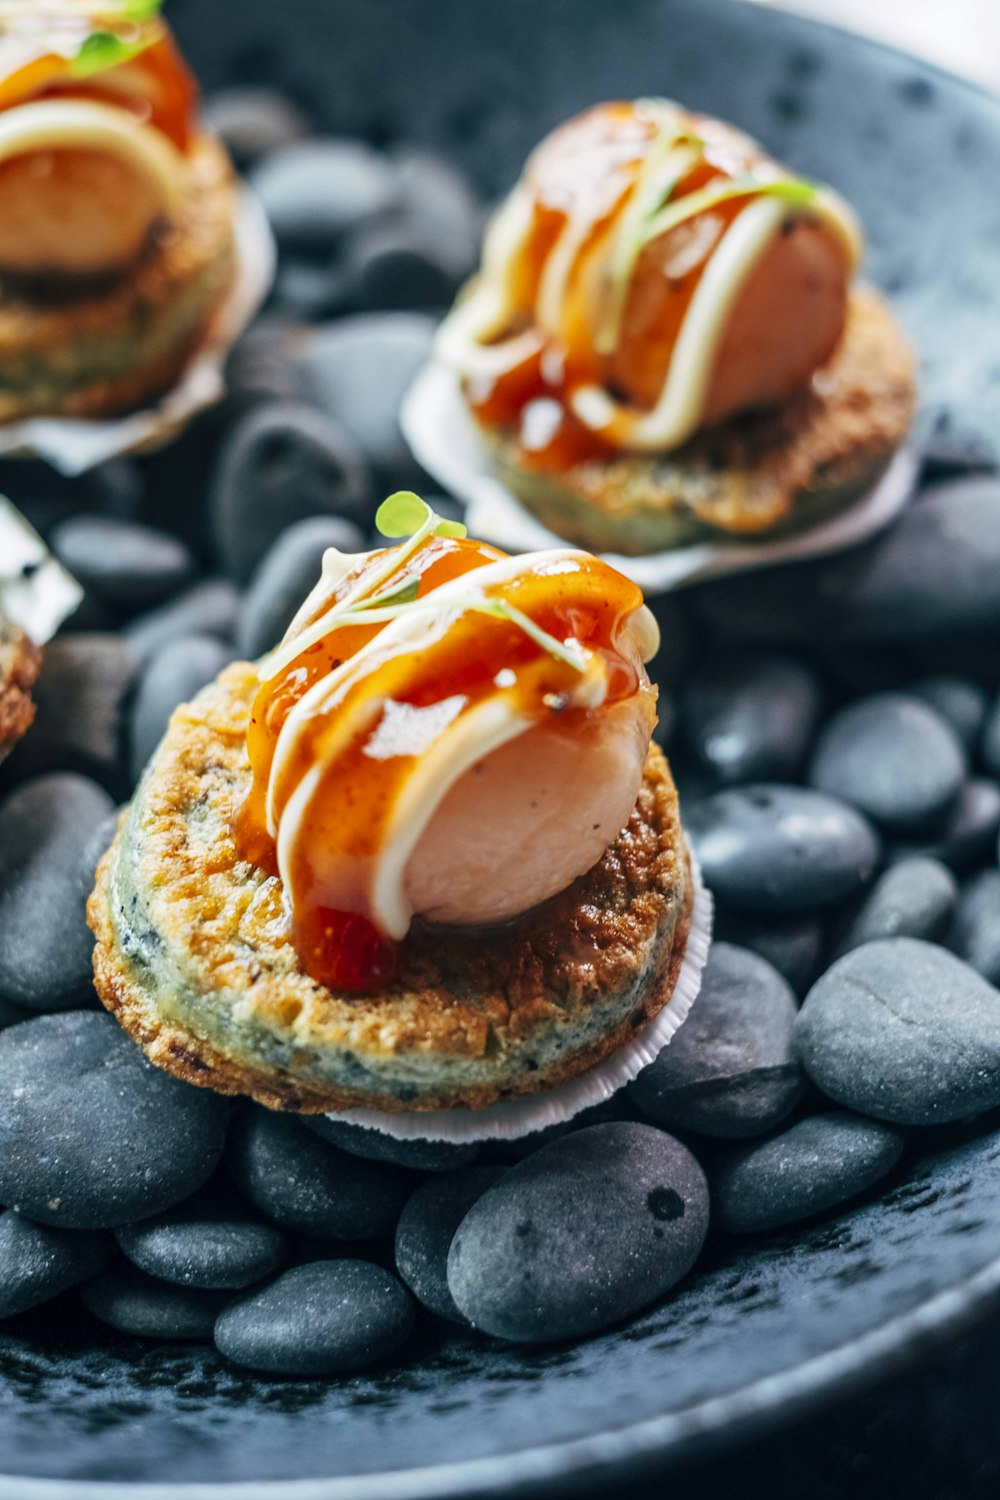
0;88;999;1380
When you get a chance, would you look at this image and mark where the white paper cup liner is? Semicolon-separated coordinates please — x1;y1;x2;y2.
0;188;276;477
0;496;82;643
401;359;919;596
328;840;713;1143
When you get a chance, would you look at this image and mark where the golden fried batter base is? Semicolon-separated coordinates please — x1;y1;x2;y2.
0;133;237;422
477;286;917;555
89;662;692;1115
0;618;41;765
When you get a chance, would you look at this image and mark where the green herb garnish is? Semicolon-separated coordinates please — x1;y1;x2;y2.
70;2;163;79
375;491;466;542
642;173;817;246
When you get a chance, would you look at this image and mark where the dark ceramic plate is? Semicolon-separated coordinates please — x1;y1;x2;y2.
5;1;1000;1494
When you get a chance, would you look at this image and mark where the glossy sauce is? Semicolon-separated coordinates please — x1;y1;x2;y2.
234;535;646;993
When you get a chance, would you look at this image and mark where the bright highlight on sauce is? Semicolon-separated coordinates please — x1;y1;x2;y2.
438;98;862;462
234;495;659;994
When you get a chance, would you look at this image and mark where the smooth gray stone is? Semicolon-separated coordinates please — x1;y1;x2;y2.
210;401;371;581
8;635;138;795
695;478;1000;644
983;693;1000;778
686;784;880;913
394;1166;507;1322
344;221;463;311
912;779;1000;872
808;694;965;833
910;676;988;757
447;1123;709;1343
948;871;1000;987
225;316;314;405
0;774;114;1011
629;943;803;1139
229;1112;411;1241
115;1189;288;1291
680;651;822;786
0;1212;113;1318
712;1113;905;1234
0;1012;228;1228
125;581;239;667
250;139;398;249
836;856;958;956
795;938;1000;1125
83;1266;229;1341
236;516;366;659
202;88;309;168
129;635;232;782
49;515;193;614
215;1261;414;1376
389;147;482;276
298;313;435;480
305;1117;477;1173
713;911;824;996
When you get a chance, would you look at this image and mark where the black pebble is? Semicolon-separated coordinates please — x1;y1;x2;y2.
910;675;988;757
202;88;309;169
229;1111;412;1240
394;1166;506;1322
948;871;1000;986
215;1260;415;1376
916;779;1000;872
712;1112;905;1234
83;1264;230;1341
679;650;821;785
49;515;193;614
125;580;239;667
982;693;1000;779
795;938;1000;1125
0;774;114;1012
0;1211;113;1318
115;1185;288;1291
630;943;803;1138
305;1117;478;1172
0;1012;229;1227
210;401;372;581
447;1123;709;1343
236;516;366;660
808;693;965;833
686;784;880;913
250;139;398;250
129;635;232;782
835;856;958;956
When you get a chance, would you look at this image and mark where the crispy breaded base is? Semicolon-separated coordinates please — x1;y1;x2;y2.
0;134;236;422
0;616;41;765
476;286;917;555
89;661;691;1115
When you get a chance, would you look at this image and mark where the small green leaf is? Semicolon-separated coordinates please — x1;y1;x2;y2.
375;491;432;539
643;173;817;244
434;518;468;539
356;574;421;610
121;0;163;19
71;23;156;78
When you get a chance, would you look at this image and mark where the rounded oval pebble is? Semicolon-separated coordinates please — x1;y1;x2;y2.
297;313;435;481
229;1112;411;1240
225;316;315;406
125;580;239;667
0;1012;229;1227
808;693;965;832
0;1211;112;1318
83;1264;229;1341
680;651;822;786
910;676;988;757
918;779;1000;871
712;1112;905;1234
9;635;138;794
129;635;232;782
236;516;366;660
202;88;309;168
250;140;398;250
394;1166;506;1322
345;222;463;311
389;147;481;274
686;784;880;913
115;1189;288;1291
49;515;193;614
447;1122;708;1343
982;693;1000;779
795;938;1000;1124
629;943;803;1138
306;1117;478;1173
948;871;1000;987
215;1260;414;1376
835;856;958;956
713;911;824;995
0;774;114;1012
210;402;371;581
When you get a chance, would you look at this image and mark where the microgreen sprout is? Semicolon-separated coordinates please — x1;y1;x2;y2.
71;1;162;78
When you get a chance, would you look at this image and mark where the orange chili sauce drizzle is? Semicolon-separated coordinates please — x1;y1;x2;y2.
0;27;198;151
234;534;645;994
467;106;765;469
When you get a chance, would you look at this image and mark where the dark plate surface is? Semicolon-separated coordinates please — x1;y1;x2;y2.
4;1;1000;1493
